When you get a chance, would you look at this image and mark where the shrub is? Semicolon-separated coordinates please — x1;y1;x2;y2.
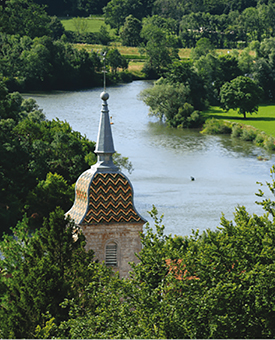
203;118;275;154
186;110;206;128
119;71;132;83
264;136;275;151
142;62;159;79
240;127;257;141
231;124;243;138
167;104;206;129
64;31;112;44
201;118;232;135
255;132;266;146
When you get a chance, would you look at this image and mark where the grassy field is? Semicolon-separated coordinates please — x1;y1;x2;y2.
73;43;146;76
206;106;275;137
63;17;241;59
76;43;144;56
73;43;239;75
60;16;105;32
74;42;239;58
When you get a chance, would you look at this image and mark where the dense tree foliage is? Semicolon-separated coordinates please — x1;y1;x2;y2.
140;15;179;78
0;0;119;91
0;0;52;39
103;0;275;49
0;0;67;43
3;0;275;96
32;0;110;16
0;34;102;91
139;57;209;128
104;0;154;33
3;160;275;338
119;15;142;47
141;36;275;126
165;59;208;110
105;48;128;73
0;81;96;234
13;0;275;50
0;208;98;338
194;50;242;103
8;167;275;339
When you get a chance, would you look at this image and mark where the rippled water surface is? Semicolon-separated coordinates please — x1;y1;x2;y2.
23;80;275;236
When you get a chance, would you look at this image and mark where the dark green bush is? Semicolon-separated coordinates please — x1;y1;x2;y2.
142;62;159;79
119;71;133;83
64;31;112;45
186;110;206;128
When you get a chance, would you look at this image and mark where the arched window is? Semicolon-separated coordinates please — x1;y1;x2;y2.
106;242;117;266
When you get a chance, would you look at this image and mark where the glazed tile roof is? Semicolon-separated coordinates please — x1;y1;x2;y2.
84;172;144;224
67;169;145;225
66;169;94;225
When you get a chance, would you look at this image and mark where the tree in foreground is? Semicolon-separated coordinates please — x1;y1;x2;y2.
220;75;263;119
0;208;101;339
40;166;275;339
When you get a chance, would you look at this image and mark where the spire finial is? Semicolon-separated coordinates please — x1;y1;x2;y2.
102;51;107;92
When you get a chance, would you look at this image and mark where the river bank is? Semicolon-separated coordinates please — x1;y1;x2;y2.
206;105;275;137
23;80;274;236
201;105;275;157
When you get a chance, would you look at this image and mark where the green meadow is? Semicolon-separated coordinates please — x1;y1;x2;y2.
60;16;117;37
60;16;105;32
207;105;275;137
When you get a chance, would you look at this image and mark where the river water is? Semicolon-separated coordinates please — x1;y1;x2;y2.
23;80;275;236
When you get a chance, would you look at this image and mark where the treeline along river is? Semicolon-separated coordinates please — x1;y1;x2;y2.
23;80;275;236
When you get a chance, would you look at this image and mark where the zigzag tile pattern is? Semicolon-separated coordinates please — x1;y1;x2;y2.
83;172;143;224
66;170;94;224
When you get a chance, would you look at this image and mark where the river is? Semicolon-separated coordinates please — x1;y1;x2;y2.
23;80;275;236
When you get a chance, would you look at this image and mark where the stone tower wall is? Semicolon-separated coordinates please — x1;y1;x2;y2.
81;222;143;278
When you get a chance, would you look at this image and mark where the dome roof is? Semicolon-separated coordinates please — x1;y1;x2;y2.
67;168;145;225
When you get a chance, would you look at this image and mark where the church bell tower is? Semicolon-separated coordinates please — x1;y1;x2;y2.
66;90;146;278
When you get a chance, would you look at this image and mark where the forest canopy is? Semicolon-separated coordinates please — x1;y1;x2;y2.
2;174;275;338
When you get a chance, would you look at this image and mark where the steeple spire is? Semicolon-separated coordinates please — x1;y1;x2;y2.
94;51;118;172
66;72;146;278
94;91;118;171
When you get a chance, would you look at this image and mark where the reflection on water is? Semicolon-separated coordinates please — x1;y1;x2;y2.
23;80;275;236
148;123;208;153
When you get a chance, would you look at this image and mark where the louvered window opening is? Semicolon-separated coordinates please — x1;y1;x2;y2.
106;243;117;266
